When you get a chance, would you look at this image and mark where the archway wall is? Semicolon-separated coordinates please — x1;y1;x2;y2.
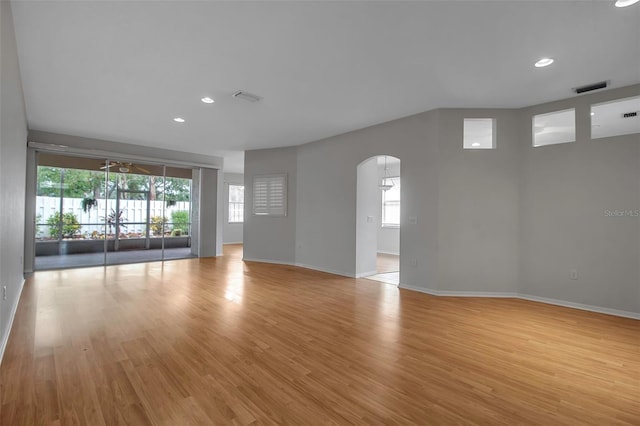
355;156;401;277
294;110;440;285
243;84;640;315
355;157;379;277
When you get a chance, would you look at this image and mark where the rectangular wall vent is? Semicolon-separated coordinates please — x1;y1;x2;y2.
623;112;638;118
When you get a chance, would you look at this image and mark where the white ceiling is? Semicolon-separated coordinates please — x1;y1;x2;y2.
11;1;640;173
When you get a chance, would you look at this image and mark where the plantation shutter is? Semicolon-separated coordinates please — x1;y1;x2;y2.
253;174;287;216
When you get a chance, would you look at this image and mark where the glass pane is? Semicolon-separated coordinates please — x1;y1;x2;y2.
36;166;62;243
106;164;163;265
591;96;640;139
533;109;576;147
35;163;106;270
229;202;244;223
229;184;244;203
163;175;193;260
382;177;401;226
464;118;495;149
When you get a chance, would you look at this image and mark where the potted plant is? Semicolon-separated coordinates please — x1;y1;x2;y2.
81;196;98;213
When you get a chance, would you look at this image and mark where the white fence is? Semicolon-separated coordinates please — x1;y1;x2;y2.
36;196;190;238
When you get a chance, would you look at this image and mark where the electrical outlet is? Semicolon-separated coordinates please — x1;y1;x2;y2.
570;269;578;280
410;259;418;267
2;286;6;301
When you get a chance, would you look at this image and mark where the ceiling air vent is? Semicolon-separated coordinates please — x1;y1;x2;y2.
623;111;638;118
232;90;262;103
573;81;608;94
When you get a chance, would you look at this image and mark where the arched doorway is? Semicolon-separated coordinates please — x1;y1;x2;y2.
356;155;401;284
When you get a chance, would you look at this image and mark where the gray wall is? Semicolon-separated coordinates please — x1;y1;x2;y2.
243;147;297;263
355;157;379;276
436;109;521;294
244;84;639;315
294;110;440;281
519;86;640;313
1;0;28;360
198;168;222;257
223;172;244;244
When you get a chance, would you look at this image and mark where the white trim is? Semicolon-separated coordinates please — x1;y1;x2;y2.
518;294;640;320
233;260;640;320
223;241;243;245
376;250;399;256
28;141;221;170
398;284;517;298
355;270;378;278
398;284;639;320
295;262;355;278
243;257;296;267
0;278;25;366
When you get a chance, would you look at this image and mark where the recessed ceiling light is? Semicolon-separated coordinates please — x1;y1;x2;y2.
201;97;215;104
471;142;481;147
173;117;185;123
615;0;639;7
534;58;554;68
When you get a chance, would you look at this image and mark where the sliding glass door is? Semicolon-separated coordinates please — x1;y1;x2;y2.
34;153;194;270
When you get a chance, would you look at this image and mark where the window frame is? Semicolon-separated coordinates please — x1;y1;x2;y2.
532;108;576;147
228;183;244;224
463;118;496;149
381;176;400;228
252;174;287;217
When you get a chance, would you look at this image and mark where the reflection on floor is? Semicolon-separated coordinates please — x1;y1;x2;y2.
366;253;400;285
224;243;243;260
366;271;399;285
35;247;195;270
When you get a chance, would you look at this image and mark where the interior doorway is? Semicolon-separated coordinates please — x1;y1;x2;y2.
356;155;400;285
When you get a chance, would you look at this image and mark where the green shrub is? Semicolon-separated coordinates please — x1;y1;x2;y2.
46;211;81;239
170;229;183;237
171;210;189;232
150;216;168;236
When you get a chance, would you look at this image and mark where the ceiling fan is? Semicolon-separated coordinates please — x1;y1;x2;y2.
100;161;151;174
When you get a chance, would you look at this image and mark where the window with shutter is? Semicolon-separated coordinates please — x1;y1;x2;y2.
253;174;287;216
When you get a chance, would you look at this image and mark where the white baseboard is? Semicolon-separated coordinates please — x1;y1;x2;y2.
243;258;355;278
518;294;640;320
355;270;378;278
376;250;399;256
398;284;517;298
243;257;295;266
0;278;25;366
238;259;640;320
295;262;354;278
398;284;639;320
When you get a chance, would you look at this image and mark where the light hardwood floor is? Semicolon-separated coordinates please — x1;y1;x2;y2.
376;253;399;274
1;244;638;425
